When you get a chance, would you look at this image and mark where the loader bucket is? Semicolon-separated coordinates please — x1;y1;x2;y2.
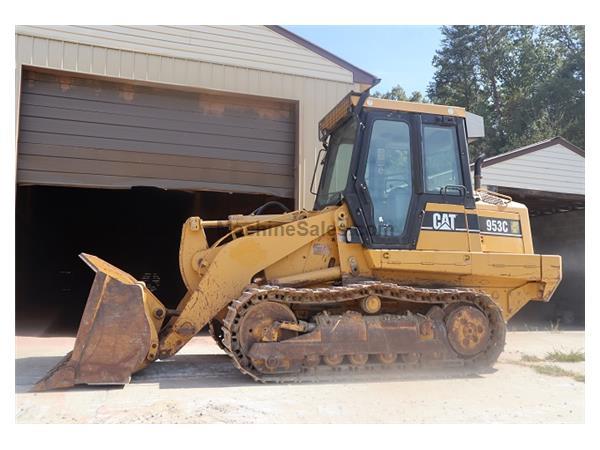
32;253;166;392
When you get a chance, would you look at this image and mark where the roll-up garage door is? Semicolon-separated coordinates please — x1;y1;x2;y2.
17;69;296;198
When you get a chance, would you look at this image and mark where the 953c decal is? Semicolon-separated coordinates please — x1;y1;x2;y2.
478;216;522;237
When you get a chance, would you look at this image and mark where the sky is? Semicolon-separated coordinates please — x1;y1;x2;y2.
286;26;443;95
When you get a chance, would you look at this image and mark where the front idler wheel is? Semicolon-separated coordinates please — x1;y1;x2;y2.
238;302;298;353
445;305;491;357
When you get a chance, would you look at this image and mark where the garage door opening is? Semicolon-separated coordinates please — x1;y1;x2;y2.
16;185;293;337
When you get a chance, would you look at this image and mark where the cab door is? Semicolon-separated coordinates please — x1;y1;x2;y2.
351;111;475;250
352;111;421;249
415;114;476;251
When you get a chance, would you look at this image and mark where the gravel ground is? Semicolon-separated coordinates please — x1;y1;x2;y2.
15;331;585;424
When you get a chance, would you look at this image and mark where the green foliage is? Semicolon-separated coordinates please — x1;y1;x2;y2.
521;354;543;363
574;373;585;382
545;349;585;362
373;84;429;103
427;25;584;158
521;350;585;363
532;364;584;382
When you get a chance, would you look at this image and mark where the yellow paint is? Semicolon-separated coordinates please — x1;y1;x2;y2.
178;216;208;291
355;96;466;117
271;266;342;286
417;231;470;252
153;196;561;356
480;235;524;254
424;203;467;213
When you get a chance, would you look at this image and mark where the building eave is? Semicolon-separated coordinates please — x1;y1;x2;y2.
266;25;380;86
479;137;585;168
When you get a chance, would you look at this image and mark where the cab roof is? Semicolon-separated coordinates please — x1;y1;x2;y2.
319;92;467;140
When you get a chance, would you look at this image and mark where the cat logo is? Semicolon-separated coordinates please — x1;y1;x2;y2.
432;213;457;231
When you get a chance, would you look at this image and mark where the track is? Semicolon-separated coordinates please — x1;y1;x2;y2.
208;320;228;352
221;282;506;383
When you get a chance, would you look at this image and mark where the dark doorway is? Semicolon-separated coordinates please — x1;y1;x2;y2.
512;209;585;329
15;185;293;336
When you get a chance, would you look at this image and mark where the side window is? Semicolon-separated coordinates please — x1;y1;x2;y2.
327;143;353;193
422;124;463;193
365;120;412;237
316;118;357;206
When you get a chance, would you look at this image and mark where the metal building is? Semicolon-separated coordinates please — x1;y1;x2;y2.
16;25;378;207
14;25;377;334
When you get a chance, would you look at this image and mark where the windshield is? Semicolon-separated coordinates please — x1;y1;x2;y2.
315;118;357;206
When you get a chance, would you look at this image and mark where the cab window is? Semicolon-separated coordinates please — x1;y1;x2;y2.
365;120;412;237
422;124;462;193
316;118;357;205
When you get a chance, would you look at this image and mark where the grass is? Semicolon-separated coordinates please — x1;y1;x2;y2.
516;350;585;383
531;364;584;382
533;364;572;377
520;349;585;364
521;354;543;363
545;350;585;363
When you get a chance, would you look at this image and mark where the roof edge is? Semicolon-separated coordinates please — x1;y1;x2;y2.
266;25;380;86
479;136;585;168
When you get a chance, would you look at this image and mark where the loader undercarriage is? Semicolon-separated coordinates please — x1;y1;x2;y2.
220;282;506;382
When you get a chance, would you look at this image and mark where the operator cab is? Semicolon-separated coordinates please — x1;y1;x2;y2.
314;93;483;249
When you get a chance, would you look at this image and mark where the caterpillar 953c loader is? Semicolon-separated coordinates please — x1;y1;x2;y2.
33;91;562;391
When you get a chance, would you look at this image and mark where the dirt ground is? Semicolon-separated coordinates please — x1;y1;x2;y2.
15;331;585;424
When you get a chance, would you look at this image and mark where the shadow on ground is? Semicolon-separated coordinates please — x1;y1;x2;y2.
16;353;489;394
15;354;253;393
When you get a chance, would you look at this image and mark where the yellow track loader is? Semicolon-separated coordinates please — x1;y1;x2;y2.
33;91;562;390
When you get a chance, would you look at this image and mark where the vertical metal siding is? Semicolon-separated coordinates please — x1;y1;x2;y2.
15;25;353;83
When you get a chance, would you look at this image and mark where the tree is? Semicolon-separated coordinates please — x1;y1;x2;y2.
428;26;483;112
427;25;584;157
533;26;585;149
408;91;425;103
373;84;428;103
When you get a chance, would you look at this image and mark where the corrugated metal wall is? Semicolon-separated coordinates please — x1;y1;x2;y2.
19;69;296;197
482;144;585;195
16;25;353;83
15;26;358;208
